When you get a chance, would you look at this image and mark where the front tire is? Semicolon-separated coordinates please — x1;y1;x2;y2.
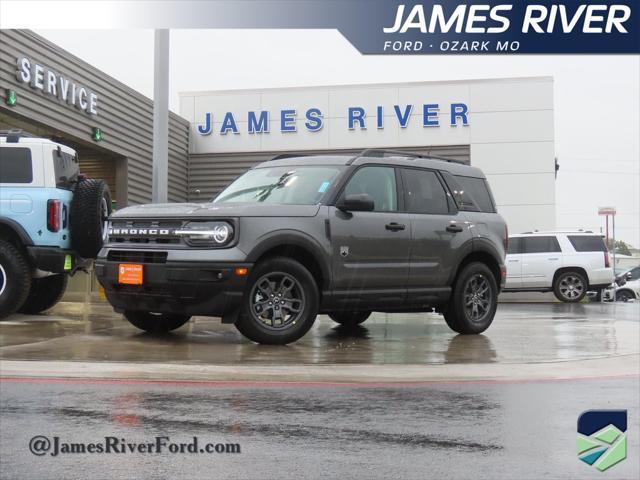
553;271;587;303
616;290;635;302
444;262;498;335
0;240;31;320
328;311;371;328
124;311;191;333
235;257;319;344
19;274;68;314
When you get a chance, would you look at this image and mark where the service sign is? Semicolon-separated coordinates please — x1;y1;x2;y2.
15;55;99;115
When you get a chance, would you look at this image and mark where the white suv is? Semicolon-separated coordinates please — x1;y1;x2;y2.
504;231;613;302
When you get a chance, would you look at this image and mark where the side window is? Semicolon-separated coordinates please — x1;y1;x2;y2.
522;236;562;254
629;268;640;281
402;169;449;214
507;237;522;254
343;166;397;212
0;147;33;183
567;235;607;252
454;175;496;213
53;151;79;189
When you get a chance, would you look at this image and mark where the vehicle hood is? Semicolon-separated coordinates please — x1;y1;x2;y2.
111;202;321;219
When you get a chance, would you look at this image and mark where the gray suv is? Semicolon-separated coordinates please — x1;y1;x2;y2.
96;150;508;344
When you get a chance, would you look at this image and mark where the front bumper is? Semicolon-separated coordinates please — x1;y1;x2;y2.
27;246;91;274
95;259;252;317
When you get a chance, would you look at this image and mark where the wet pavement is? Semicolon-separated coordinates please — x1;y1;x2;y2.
0;302;638;366
1;376;638;479
0;302;638;479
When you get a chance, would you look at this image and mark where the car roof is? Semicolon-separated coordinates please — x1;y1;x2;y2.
0;136;76;155
255;153;485;177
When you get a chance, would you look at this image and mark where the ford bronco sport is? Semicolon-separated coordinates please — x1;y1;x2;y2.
0;130;111;319
97;150;508;344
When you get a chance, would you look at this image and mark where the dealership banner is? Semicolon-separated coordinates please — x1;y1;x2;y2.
1;0;638;54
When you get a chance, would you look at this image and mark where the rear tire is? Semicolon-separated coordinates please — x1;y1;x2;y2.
444;262;498;335
18;274;68;314
124;311;191;333
0;240;31;320
70;178;112;259
235;257;319;345
328;311;371;328
553;270;587;303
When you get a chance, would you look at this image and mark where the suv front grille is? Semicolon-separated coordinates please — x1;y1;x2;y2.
107;250;168;264
108;219;185;246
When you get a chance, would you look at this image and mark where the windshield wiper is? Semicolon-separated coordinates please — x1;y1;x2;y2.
215;171;296;203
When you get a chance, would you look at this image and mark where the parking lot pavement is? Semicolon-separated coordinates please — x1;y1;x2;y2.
1;375;638;480
0;301;638;383
1;302;638;479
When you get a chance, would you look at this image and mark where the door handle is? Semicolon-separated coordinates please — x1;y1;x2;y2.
508;259;519;263
548;257;559;261
446;223;463;233
385;222;406;231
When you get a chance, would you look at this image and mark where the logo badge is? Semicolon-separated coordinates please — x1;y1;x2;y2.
340;246;349;258
577;410;627;471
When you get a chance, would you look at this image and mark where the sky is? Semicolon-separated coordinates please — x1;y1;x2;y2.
36;29;640;247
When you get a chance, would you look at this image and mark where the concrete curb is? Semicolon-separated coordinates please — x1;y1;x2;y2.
1;355;638;384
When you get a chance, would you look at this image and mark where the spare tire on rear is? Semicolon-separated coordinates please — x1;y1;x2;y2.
70;178;112;259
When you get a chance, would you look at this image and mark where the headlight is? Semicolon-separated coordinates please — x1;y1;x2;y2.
175;221;234;247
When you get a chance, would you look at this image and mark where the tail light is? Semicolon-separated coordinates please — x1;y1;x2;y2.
47;199;61;232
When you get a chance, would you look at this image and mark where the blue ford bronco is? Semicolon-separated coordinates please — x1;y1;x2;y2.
0;130;111;319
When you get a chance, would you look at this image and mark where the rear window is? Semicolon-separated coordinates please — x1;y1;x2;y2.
443;173;496;213
522;236;561;254
0;147;33;183
52;150;79;189
568;235;607;252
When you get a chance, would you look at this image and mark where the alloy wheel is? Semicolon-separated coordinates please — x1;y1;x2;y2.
559;274;585;300
0;263;6;297
464;273;492;322
249;272;305;330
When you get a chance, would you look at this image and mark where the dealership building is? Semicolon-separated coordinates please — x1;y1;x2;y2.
2;30;556;236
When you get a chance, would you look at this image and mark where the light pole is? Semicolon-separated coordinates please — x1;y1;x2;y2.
152;29;170;203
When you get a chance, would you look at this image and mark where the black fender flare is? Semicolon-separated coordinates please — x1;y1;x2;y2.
245;230;332;290
472;237;505;265
0;217;33;246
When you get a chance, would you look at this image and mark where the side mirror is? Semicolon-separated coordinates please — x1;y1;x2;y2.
626;272;633;280
336;193;375;212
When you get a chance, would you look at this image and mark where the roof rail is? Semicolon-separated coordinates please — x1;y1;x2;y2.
520;230;595;234
268;153;311;161
0;129;35;143
347;148;466;165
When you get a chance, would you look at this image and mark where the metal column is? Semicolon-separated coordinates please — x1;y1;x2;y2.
152;29;170;203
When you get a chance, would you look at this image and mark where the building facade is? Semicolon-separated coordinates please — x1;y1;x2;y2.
180;77;556;233
0;30;189;207
0;30;557;235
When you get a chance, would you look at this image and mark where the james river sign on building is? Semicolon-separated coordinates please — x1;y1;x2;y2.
180;77;557;235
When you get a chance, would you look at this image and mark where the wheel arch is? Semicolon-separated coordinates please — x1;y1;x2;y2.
246;231;331;291
450;238;503;290
552;266;589;286
453;250;502;291
0;217;33;249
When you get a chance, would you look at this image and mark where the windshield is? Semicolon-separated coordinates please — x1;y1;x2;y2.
213;165;343;205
